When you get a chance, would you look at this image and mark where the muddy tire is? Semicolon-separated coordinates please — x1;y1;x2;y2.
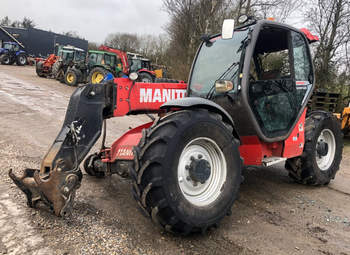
83;154;105;178
285;111;343;185
131;109;242;234
16;54;27;66
64;69;78;86
138;72;153;83
36;61;45;77
88;67;108;84
52;61;64;81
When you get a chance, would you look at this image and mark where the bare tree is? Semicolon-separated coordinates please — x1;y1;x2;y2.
62;31;83;39
0;16;36;28
162;0;298;80
305;0;350;89
0;16;11;26
21;17;35;28
104;33;140;52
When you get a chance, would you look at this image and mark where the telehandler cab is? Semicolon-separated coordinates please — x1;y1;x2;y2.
10;17;343;235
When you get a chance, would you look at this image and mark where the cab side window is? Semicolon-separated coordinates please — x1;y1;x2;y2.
292;31;311;81
291;31;313;106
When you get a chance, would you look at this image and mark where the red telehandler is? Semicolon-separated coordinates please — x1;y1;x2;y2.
10;17;343;235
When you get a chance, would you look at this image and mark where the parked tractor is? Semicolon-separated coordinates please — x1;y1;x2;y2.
35;45;86;82
99;45;163;82
52;45;86;83
35;54;59;78
0;42;27;66
10;17;343;235
64;50;122;86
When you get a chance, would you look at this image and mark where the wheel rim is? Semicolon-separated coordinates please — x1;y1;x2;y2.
177;137;227;207
92;72;104;83
67;73;74;84
4;57;10;64
316;129;336;171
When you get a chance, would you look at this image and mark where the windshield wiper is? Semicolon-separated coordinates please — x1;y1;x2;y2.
206;61;239;99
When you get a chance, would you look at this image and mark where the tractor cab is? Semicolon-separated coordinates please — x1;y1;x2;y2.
2;42;20;52
57;45;86;65
88;50;118;70
188;17;315;142
127;52;151;72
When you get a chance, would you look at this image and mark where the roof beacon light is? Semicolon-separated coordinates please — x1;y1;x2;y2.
267;17;275;21
222;19;235;39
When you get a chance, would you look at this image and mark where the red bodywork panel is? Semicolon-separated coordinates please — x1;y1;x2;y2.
282;108;306;158
138;69;156;76
102;122;153;162
239;109;307;165
113;78;187;117
300;28;319;43
239;136;284;165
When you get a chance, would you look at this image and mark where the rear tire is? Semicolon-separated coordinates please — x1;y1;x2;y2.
64;69;78;86
138;72;153;83
88;67;108;84
36;61;45;77
285;111;343;185
52;61;64;81
131;109;242;234
16;54;27;66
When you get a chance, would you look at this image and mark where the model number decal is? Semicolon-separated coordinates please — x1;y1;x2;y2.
117;148;133;157
140;88;186;103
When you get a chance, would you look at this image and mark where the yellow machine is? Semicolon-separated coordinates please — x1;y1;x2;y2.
340;105;350;135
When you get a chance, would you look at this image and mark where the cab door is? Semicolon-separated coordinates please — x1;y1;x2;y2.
248;26;313;139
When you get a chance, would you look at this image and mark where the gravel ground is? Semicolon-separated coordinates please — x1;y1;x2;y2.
0;65;349;255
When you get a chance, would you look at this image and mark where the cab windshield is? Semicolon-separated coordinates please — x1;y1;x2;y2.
189;28;250;97
3;43;13;50
75;51;86;62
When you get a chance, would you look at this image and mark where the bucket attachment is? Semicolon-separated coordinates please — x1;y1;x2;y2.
9;83;112;216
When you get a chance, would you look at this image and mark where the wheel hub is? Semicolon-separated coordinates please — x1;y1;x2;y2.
315;129;336;171
187;155;211;184
316;141;328;157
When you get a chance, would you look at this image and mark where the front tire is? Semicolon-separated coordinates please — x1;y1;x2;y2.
0;54;11;65
131;109;242;234
138;72;153;83
285;111;343;185
36;61;45;77
88;67;108;84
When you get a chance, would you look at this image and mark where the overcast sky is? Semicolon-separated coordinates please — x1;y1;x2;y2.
1;0;169;43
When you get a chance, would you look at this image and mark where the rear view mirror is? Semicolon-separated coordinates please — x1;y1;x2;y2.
215;80;233;93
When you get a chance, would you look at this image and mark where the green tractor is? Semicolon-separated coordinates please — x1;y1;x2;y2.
52;45;86;83
64;50;122;86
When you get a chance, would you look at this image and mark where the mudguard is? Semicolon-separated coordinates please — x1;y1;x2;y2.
15;50;26;56
161;97;240;140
